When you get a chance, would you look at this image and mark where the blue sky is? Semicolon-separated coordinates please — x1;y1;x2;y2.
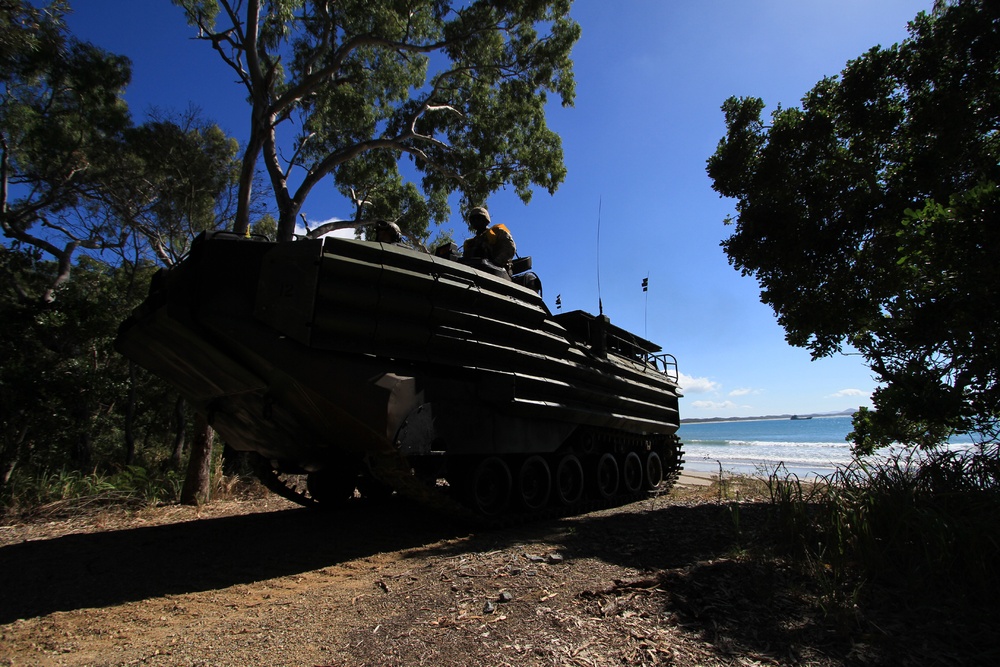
67;0;932;419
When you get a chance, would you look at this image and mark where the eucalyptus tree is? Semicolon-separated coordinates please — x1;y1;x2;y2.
110;111;243;494
1;2;248;498
0;0;135;302
115;110;243;266
707;0;1000;453
172;0;580;242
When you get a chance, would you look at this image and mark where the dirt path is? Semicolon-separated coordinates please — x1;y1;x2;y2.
0;480;966;667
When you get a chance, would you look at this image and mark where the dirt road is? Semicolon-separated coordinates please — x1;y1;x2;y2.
0;478;963;666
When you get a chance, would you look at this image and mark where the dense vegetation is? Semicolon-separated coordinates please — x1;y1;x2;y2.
709;0;1000;621
1;0;580;507
708;0;1000;454
0;0;229;504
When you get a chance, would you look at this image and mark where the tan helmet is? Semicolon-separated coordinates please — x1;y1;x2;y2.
374;220;402;243
469;206;491;229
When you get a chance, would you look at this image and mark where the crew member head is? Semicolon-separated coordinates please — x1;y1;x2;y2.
468;206;491;233
373;220;402;243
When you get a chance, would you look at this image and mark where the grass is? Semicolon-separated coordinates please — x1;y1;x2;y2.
701;452;1000;662
1;448;267;522
760;445;1000;607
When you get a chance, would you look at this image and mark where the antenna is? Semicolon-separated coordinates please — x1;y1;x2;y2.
597;197;603;316
642;273;649;337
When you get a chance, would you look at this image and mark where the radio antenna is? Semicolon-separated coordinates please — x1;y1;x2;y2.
643;272;650;337
597;197;603;316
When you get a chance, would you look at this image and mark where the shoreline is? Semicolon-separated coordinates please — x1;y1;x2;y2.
679;460;837;481
675;470;716;486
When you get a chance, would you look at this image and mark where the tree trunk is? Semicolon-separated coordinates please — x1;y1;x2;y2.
123;362;137;466
234;99;267;235
170;396;187;468
0;424;27;495
0;457;15;493
180;412;213;505
70;399;92;467
72;432;92;468
233;145;257;235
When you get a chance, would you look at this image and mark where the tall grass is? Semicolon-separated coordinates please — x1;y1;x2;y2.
1;446;267;522
2;466;184;513
764;445;1000;605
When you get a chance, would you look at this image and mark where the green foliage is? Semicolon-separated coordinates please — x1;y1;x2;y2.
2;2;243;290
117;113;243;265
250;213;279;240
707;0;1000;451
764;449;1000;608
3;465;185;510
0;249;169;484
1;0;134;297
0;3;249;508
172;0;581;241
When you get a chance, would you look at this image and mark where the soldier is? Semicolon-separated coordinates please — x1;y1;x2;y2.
462;206;516;270
372;220;403;244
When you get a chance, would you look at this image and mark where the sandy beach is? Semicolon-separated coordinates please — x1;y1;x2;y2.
675;470;716;486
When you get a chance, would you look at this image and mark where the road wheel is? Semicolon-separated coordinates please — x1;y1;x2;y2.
306;466;358;506
356;471;394;503
645;451;665;490
622;451;644;494
595;452;620;500
517;455;552;512
471;456;512;517
554;454;585;506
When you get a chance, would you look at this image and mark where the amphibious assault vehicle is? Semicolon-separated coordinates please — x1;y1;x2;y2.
116;231;684;517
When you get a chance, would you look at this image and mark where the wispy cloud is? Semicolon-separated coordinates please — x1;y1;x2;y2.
728;387;758;397
690;400;738;411
677;372;719;394
829;388;869;398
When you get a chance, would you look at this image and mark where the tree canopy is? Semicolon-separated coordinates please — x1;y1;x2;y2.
1;2;243;297
706;0;1000;453
0;0;132;300
172;0;581;242
0;1;245;498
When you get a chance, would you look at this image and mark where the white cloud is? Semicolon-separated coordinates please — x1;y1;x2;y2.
728;387;758;397
677;372;719;394
689;400;738;411
829;388;869;398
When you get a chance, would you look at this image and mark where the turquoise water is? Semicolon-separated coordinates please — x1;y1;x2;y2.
678;416;977;477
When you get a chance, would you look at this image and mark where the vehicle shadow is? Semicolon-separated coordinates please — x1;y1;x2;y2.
411;496;758;573
0;499;468;624
412;498;859;664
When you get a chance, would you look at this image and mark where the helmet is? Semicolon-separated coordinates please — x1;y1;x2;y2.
469;206;491;228
374;220;402;242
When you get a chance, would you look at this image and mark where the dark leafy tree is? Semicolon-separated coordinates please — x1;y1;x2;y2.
113;110;243;266
109;112;244;504
706;0;1000;454
0;248;160;492
1;3;247;501
0;0;132;301
172;0;580;241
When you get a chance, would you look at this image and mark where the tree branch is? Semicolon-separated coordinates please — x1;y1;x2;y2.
304;219;359;238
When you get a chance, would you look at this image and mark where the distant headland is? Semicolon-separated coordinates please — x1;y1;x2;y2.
680;408;858;424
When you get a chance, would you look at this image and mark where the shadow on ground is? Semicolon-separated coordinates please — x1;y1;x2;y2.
1;495;746;625
415;499;1000;666
0;499;467;623
5;494;995;665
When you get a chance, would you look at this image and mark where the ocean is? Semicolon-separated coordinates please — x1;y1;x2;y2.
677;415;978;478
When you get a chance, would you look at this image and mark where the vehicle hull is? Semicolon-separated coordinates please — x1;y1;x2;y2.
117;233;684;513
